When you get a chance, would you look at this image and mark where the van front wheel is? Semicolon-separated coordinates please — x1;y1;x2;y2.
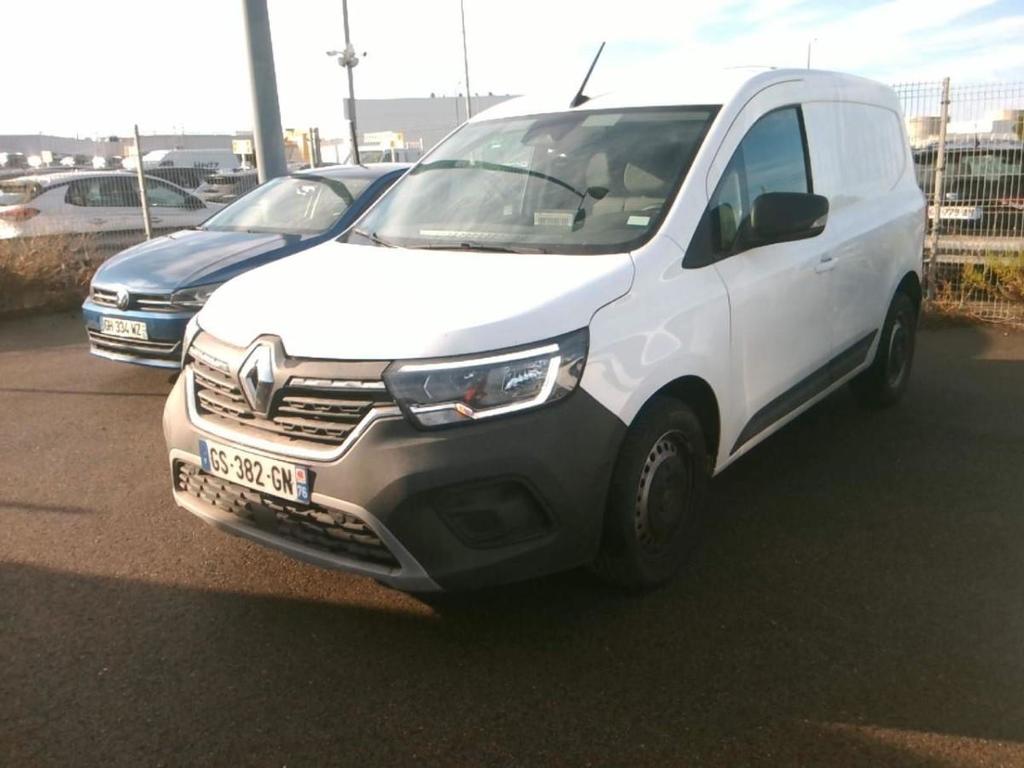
592;397;709;589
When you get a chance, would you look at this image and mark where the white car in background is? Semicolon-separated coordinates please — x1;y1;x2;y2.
0;171;223;241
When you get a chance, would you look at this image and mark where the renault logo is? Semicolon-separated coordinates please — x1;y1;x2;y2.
115;287;130;310
239;343;275;415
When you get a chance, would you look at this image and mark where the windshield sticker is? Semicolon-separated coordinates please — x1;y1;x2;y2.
419;229;502;240
627;215;651;227
534;210;575;228
581;114;622;127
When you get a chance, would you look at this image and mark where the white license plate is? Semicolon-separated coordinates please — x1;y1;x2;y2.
199;439;310;503
101;316;148;340
932;205;983;221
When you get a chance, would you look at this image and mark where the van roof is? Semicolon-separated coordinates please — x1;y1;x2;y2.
471;68;901;122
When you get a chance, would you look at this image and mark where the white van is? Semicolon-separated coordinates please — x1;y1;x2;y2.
163;69;925;592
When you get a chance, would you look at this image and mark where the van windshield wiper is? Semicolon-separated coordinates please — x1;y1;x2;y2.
413;241;548;254
351;228;395;248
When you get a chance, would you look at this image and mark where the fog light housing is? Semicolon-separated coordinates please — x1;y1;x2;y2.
434;479;552;548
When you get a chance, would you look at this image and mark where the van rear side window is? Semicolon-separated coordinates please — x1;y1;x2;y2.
802;102;906;199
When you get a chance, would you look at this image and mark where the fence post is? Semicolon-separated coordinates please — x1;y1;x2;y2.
926;76;951;298
133;124;153;241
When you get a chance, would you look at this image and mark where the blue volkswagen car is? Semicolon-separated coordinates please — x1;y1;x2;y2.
82;163;408;368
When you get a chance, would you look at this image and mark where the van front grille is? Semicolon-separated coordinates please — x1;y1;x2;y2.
175;462;398;567
189;353;394;449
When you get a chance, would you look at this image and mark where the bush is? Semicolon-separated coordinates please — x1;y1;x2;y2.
931;251;1024;324
0;234;131;315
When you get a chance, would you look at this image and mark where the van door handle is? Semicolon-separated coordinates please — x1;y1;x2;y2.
149;216;163;224
89;217;106;225
815;253;836;273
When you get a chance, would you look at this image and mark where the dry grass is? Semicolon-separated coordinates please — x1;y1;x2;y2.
930;253;1024;327
0;233;133;315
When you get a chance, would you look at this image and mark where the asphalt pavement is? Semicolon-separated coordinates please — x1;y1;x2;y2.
2;311;1024;767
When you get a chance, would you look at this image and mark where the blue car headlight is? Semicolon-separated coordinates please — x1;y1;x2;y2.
383;328;588;428
171;281;225;309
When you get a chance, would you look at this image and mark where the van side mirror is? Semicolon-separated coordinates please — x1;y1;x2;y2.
747;192;829;246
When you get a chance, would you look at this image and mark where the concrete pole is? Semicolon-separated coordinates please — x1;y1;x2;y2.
241;0;287;183
132;124;153;240
342;0;361;166
460;0;472;119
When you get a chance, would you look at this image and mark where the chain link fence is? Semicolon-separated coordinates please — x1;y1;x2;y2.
0;131;264;313
894;79;1024;324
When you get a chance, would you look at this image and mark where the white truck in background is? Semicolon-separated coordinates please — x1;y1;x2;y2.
123;149;240;172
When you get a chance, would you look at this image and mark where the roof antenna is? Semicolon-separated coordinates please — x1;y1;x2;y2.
570;42;606;108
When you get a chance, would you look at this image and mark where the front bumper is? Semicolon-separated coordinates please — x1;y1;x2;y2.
82;298;194;368
163;373;625;591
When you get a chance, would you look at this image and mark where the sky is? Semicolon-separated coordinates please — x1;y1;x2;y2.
4;0;1024;139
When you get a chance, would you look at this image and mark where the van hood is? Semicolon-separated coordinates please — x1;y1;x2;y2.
94;228;311;293
197;241;635;360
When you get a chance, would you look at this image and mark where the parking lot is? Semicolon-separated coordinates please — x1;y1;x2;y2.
2;311;1024;766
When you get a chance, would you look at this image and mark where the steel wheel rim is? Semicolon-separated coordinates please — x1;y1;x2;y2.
886;313;910;390
634;430;694;555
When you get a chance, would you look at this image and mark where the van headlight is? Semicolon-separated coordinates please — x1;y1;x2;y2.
384;328;588;427
171;282;225;309
181;315;201;367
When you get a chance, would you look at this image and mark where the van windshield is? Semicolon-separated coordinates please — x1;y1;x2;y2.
349;106;718;254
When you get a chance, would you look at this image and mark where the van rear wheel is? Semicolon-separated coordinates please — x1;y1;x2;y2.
851;291;917;408
592;397;709;589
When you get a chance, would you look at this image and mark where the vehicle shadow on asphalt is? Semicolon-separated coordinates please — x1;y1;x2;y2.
4;323;1024;766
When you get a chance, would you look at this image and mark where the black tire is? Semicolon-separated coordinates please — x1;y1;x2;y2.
850;291;918;408
591;396;709;589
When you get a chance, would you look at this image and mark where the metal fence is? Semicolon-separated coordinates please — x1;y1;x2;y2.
0;130;264;313
894;79;1024;324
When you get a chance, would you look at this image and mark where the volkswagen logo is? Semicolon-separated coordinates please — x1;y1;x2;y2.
239;343;275;415
115;287;130;311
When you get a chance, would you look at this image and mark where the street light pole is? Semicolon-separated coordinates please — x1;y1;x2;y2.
341;0;360;165
806;37;818;69
460;0;472;119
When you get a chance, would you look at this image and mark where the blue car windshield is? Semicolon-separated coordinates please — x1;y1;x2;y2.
202;175;372;235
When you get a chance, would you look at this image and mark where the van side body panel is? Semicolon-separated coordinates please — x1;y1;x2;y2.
802;100;925;361
582;72;924;475
580;234;732;460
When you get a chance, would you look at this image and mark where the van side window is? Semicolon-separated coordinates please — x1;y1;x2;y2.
709;107;810;255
